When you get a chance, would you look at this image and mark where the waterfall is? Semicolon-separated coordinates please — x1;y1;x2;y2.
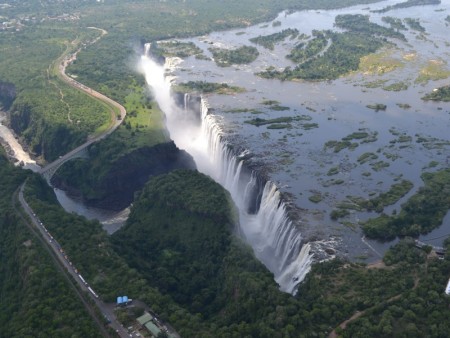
184;93;190;114
140;46;312;294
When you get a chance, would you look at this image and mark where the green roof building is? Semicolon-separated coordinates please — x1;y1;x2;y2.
145;321;161;337
137;312;153;325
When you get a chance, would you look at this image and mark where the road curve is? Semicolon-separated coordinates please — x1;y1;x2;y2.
40;28;126;176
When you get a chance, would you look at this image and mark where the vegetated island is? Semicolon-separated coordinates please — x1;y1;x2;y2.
209;45;259;67
249;28;300;50
422;85;450;101
372;0;441;14
174;81;245;95
257;14;406;81
362;168;450;240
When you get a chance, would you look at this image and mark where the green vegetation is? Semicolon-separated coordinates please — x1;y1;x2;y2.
0;26;110;161
258;14;406;81
359;50;404;76
51;85;180;209
309;192;323;203
0;152;101;336
175;81;245;94
422;85;450;101
245;116;292;126
363;168;450;240
152;40;204;58
381;16;407;30
330;208;350;220
373;0;441;13
327;167;340;176
272;20;282;27
5;149;450;337
384;81;408;91
250;28;299;50
287;31;329;63
325;140;358;152
367;103;387;111
262;99;280;105
358;152;379;164
244;114;315;130
371;160;390;171
0;0;383;161
324;131;376;153
404;17;426;32
224;108;263;114
359;180;414;212
209;45;259;67
396;103;411;109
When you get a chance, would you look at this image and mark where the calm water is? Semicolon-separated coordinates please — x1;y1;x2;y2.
168;0;450;260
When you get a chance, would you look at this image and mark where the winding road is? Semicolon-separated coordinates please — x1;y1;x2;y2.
40;27;126;178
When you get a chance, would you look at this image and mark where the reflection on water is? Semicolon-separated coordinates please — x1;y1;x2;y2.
168;0;450;259
54;188;129;234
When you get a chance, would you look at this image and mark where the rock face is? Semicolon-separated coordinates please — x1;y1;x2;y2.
52;141;196;211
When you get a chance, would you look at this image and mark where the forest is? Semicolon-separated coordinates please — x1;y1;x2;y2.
1;149;449;337
363;169;450;240
0;152;101;337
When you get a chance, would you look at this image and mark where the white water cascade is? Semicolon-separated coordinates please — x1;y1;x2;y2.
140;44;312;294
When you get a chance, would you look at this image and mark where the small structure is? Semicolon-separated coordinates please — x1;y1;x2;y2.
445;278;450;295
137;312;153;326
145;321;161;337
117;295;130;306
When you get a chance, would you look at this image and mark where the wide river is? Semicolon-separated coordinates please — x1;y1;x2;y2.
1;0;449;260
165;0;450;260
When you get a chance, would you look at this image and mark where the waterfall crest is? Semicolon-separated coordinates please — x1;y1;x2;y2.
140;46;312;294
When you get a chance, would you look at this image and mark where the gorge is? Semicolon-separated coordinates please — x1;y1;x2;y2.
141;45;312;294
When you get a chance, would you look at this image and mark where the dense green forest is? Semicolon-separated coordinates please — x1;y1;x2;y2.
363;169;450;240
111;170;450;337
50;85;184;210
1;152;449;337
209;45;260;67
0;151;101;337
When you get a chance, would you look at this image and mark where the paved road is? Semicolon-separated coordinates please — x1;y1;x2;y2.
18;182;130;338
40;28;126;177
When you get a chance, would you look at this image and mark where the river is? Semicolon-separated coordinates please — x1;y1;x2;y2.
2;0;449;267
163;0;450;260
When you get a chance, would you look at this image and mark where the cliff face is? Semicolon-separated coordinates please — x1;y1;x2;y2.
52;141;196;211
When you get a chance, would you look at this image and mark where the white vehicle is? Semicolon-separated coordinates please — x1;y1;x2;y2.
88;286;99;298
78;274;87;285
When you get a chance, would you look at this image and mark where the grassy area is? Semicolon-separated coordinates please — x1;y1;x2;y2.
415;59;450;84
0;24;111;160
383;81;408;91
358;49;403;75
